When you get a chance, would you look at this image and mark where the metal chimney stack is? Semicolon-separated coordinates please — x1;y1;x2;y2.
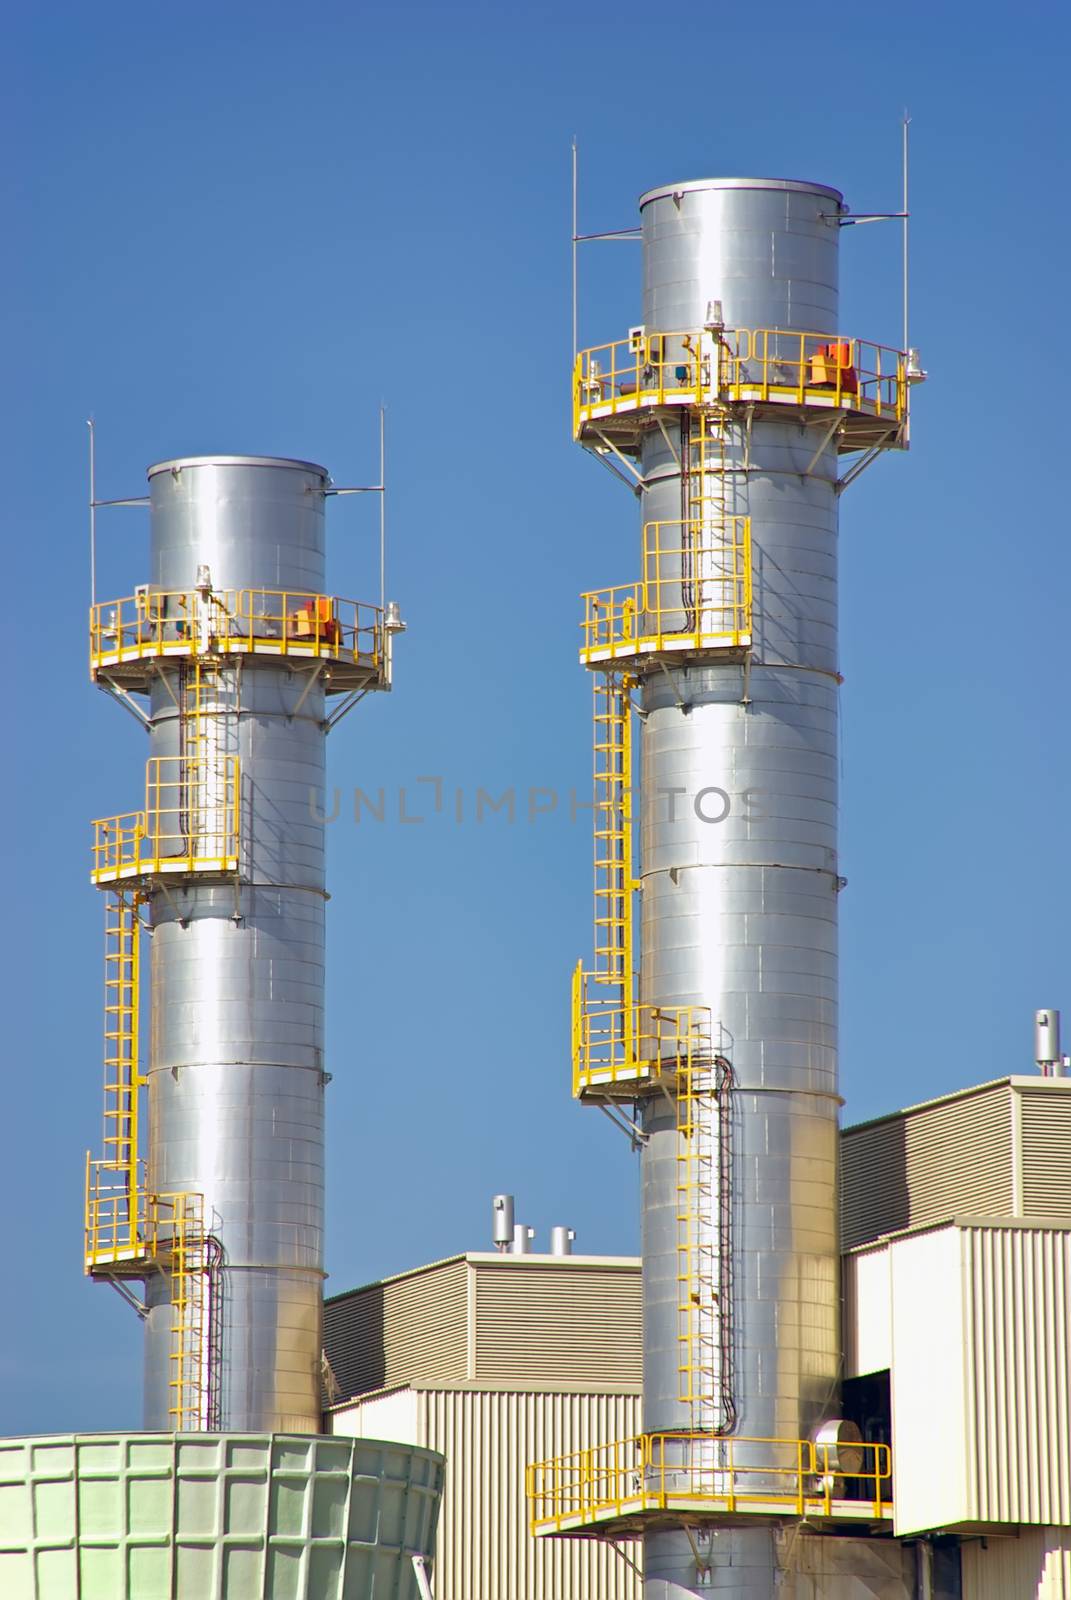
530;177;914;1595
85;455;399;1432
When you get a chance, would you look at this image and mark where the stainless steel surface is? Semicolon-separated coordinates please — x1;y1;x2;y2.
1035;1008;1061;1069
492;1194;515;1250
628;181;846;1597
640;177;841;336
549;1226;576;1256
148;453;328;477
646;1529;917;1599
511;1225;534;1255
142;457;334;1432
149;456;328;595
639;177;845;207
813;1417;864;1475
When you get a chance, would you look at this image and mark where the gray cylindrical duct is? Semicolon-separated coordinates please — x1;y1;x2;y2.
1036;1009;1061;1071
636;179;844;1596
549;1226;576;1256
142;457;330;1434
511;1225;535;1255
492;1193;515;1250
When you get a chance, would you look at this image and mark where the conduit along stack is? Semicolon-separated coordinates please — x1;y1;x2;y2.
526;180;918;1595
0;454;444;1599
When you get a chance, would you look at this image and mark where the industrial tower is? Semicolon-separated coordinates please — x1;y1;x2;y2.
527;180;914;1593
84;455;404;1431
0;451;444;1598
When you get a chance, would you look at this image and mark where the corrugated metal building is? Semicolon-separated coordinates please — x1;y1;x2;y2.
841;1075;1071;1598
324;1253;643;1600
840;1074;1071;1250
325;1078;1071;1599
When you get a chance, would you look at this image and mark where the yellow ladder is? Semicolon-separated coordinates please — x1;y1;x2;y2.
163;1191;208;1430
685;408;728;628
676;1052;717;1422
101;889;144;1250
179;658;237;860
592;671;635;990
676;1047;736;1434
693;406;729;533
181;659;209;852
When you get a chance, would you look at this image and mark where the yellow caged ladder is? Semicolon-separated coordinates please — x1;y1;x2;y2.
87;682;222;1429
590;670;637;1072
676;1051;736;1435
592;670;635;988
163;1191;209;1429
676;1056;717;1421
102;889;143;1239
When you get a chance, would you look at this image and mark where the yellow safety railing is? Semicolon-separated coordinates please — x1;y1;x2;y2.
84;1155;150;1269
527;1432;893;1534
84;1163;209;1429
581;517;752;663
91;754;240;884
90;589;386;675
574;331;711;431
574;327;906;435
572;963;712;1096
721;328;904;417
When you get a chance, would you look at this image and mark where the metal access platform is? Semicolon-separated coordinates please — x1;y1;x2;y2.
527;1433;894;1539
573;325;909;454
90;587;390;694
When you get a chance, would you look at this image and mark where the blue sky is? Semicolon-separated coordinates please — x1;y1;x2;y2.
3;0;1068;1433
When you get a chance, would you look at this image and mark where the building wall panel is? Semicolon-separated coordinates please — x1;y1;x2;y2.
841;1083;1013;1250
961;1526;1071;1600
964;1226;1071;1527
473;1260;642;1389
324;1259;469;1399
419;1389;642;1600
1020;1091;1071;1220
842;1244;891;1377
889;1227;969;1536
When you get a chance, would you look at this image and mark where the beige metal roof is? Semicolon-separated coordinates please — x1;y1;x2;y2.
324;1252;643;1405
841;1076;1071;1250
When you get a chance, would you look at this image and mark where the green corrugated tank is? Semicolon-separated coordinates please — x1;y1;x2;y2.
0;1433;443;1600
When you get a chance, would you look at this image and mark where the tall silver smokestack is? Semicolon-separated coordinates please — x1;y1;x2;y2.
142;457;329;1430
535;174;913;1596
637;178;844;1596
86;454;397;1435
